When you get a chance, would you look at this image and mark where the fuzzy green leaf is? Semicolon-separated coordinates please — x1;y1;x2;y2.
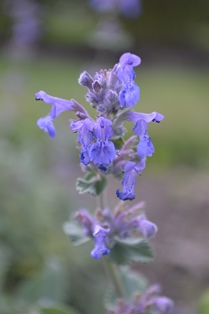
109;237;154;265
104;267;148;310
76;172;107;196
63;221;90;246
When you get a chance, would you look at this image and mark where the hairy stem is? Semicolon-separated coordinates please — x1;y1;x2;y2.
97;188;105;209
98;192;124;298
102;256;124;298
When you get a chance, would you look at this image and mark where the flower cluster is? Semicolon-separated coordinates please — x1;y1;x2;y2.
109;284;174;314
35;52;164;201
89;0;142;18
64;201;158;260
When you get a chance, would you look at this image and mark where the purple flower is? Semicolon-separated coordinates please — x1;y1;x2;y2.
137;136;155;158
73;204;157;259
37;116;56;139
89;0;142;18
91;224;110;259
136;214;158;238
154;297;174;313
90;117;116;170
127;111;164;124
89;0;114;12
119;0;142;18
70;118;94;165
35;90;88;138
117;53;141;108
116;158;146;201
111;283;173;314
117;52;141;83
133;119;155;158
119;52;142;68
119;83;140;108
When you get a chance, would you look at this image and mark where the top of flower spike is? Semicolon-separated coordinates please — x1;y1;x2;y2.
35;52;164;201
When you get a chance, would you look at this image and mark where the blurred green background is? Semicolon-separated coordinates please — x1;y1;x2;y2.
0;0;209;313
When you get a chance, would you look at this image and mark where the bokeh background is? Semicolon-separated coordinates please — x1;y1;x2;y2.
0;0;209;313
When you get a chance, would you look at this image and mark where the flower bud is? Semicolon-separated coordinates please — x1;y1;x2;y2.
138;216;158;238
78;71;93;88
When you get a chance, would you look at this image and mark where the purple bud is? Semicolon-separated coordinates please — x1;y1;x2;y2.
138;215;158;238
76;209;93;237
78;71;94;88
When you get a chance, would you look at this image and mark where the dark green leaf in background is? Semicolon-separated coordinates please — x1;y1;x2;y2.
15;258;69;304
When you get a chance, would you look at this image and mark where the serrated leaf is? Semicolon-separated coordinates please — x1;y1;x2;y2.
63;221;90;246
109;237;154;265
76;172;107;196
111;138;124;150
104;267;148;310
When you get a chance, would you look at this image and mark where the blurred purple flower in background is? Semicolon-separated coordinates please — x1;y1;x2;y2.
3;0;43;58
90;0;142;18
109;284;174;314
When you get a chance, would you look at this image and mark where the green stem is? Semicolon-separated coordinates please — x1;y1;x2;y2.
98;192;124;298
97;189;105;210
102;256;124;298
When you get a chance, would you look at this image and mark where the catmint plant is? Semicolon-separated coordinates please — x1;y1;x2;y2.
35;52;173;314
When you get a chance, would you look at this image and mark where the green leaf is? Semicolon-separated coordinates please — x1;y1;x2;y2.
40;305;79;314
111;137;124;150
63;220;90;246
104;267;148;310
109;237;154;265
76;172;107;196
